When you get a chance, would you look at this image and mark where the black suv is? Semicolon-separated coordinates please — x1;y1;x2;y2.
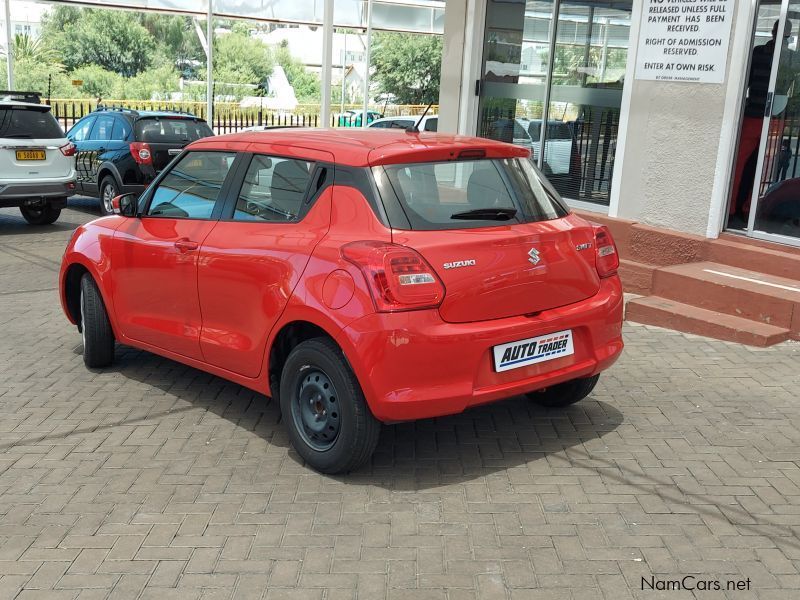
67;107;213;214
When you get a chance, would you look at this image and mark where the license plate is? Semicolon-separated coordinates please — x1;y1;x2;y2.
493;329;574;373
16;150;46;161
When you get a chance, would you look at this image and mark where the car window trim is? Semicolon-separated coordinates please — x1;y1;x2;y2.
217;151;323;224
138;149;245;222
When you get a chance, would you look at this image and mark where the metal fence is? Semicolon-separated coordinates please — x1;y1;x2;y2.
48;98;438;134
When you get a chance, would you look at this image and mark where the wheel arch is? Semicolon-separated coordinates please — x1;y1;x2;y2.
98;163;123;190
266;320;337;402
61;256;119;338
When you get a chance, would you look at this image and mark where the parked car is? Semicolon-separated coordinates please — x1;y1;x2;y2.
67;107;213;215
524;119;578;176
337;110;383;127
369;114;438;132
0;91;76;225
59;129;623;474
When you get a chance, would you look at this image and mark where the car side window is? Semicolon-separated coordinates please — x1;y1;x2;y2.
90;115;115;141
424;118;438;132
146;151;237;220
69;116;96;142
111;117;131;141
233;155;313;222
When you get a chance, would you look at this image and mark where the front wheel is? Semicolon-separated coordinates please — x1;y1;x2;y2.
279;338;380;474
80;274;115;368
20;204;61;225
526;374;600;408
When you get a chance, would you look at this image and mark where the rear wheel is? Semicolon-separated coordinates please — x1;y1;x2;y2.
19;204;61;225
526;374;600;408
99;176;118;215
80;274;115;368
279;338;380;474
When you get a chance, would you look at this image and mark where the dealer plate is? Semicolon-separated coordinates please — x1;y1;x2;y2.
493;329;574;373
16;150;46;161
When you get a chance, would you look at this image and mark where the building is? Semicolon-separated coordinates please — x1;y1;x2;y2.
438;0;800;345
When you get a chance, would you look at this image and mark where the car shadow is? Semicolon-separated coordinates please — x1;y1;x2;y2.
100;344;623;490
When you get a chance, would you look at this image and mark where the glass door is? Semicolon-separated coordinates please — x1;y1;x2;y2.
747;0;800;245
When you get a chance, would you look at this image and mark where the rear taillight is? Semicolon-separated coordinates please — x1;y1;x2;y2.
130;142;152;165
59;142;76;157
341;241;445;312
593;225;619;278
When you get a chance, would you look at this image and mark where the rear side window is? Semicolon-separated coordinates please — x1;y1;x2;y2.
146;151;236;219
376;158;568;230
234;155;313;222
111;118;131;141
0;107;63;139
135;118;213;143
423;118;438;132
90;115;115;141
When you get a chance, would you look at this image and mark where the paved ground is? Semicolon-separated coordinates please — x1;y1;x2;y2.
0;199;799;600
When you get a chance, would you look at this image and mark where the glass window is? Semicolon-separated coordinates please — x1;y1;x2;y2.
234;155;314;222
378;158;567;230
90;115;115;141
134;118;213;143
423;117;438;132
478;0;632;206
69;116;95;142
0;106;64;139
111;118;131;141
147;151;236;219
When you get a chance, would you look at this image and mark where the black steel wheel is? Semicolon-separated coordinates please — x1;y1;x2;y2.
279;337;380;474
526;374;600;408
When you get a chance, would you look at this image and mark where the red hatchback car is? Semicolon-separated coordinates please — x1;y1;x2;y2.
59;129;623;473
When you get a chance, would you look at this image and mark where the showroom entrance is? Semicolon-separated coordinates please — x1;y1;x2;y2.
475;0;632;208
728;0;800;247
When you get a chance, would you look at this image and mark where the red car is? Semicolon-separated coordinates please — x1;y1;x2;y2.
59;129;623;473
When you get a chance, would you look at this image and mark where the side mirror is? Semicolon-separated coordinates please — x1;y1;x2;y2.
111;193;138;217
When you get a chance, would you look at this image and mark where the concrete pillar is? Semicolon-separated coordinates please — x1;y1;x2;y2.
609;0;753;238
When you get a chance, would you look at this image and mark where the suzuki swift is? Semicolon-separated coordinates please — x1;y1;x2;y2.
59;129;623;474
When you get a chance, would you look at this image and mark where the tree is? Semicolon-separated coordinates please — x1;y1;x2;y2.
210;24;273;86
275;42;320;103
11;34;59;63
371;32;442;104
54;9;156;77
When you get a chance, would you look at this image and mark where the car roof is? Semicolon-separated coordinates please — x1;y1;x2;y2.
0;100;50;109
187;128;528;167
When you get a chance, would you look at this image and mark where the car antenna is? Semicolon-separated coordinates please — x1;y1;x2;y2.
409;102;434;133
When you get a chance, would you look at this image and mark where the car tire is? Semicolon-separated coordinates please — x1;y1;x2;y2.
80;274;115;368
99;175;118;216
19;204;61;225
279;337;380;474
526;374;600;408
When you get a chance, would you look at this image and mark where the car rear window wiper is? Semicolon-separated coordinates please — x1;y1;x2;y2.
450;208;517;221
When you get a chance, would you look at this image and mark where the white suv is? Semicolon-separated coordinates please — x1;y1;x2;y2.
0;92;77;225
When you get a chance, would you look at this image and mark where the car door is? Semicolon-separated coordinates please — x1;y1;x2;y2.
196;144;335;377
111;149;240;359
83;114;115;193
67;115;96;192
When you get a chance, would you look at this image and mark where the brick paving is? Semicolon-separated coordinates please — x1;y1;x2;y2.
0;201;799;599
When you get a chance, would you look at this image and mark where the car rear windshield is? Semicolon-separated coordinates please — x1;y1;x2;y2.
0;106;64;139
528;122;572;141
375;158;569;230
134;117;213;143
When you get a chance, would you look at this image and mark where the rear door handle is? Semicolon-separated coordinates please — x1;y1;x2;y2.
174;239;199;252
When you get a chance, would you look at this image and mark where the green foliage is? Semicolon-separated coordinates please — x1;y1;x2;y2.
69;65;124;99
0;58;71;97
371;32;442;104
275;43;320;103
44;9;155;77
10;34;59;63
210;28;273;86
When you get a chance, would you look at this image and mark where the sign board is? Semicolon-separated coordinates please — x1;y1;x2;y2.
635;0;734;84
71;80;84;86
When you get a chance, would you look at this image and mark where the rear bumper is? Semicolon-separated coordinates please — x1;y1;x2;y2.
342;276;624;422
0;178;77;206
